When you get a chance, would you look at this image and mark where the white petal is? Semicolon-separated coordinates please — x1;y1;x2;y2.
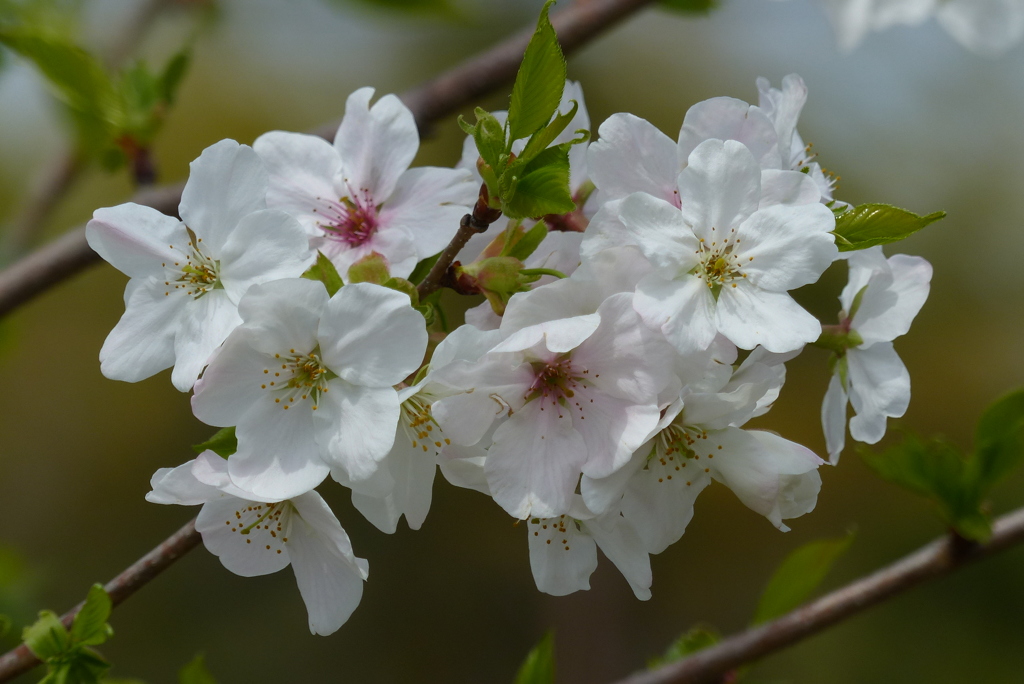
318;283;426;387
586;512;653;600
352;435;436;533
615;192;698;272
438;446;491;495
378;166;476;258
494;314;600;355
756;74;808;168
334;87;418;202
758;169;821;208
429;324;504;370
620;461;709;554
587;113;680;203
252;130;343;233
822;372;848;464
852;254;932;346
677;139;761;236
716;281;821;353
86;204;185;279
172;290;242;392
191;328;278;427
235;278;327;355
736;203;837;292
99;278;186;384
146;459;217;505
847;343;910;444
527;515;598;596
219;210;313;302
579;445;647;515
634;274;718;355
431;356;534;446
463;302;502;331
678;97;781;170
196;497;292;577
316;380;400;481
179;140;268;252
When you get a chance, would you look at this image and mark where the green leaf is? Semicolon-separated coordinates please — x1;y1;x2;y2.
507;0;565;144
752;533;854;625
505;222;548;261
971;388;1024;491
58;648;110;684
179;654;218;684
301;251;344;296
514;631;554;684
519;99;581;163
463;107;506;171
22;610;70;660
832;204;945;252
157;49;190;106
71;584;112;647
647;626;720;668
501;144;575;219
192;426;237;459
659;0;718;14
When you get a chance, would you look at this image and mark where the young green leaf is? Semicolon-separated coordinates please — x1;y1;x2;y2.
158;49;191;106
179;654;218;684
468;107;507;171
514;631;554;684
408;252;442;286
752;533;854;625
192;426;237;459
971;388;1024;491
71;584;112;647
505;222;549;261
22;610;70;660
518;99;581;162
301;251;344;296
832;204;945;252
501;144;576;219
507;0;565;143
647;626;720;668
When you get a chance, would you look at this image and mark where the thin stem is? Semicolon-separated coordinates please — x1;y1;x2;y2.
0;0;657;320
612;506;1024;684
0;517;201;683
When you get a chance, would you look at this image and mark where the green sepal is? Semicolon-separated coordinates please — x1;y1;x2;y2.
503;222;548;261
647;626;720;668
192;427;237;459
513;631;554;684
501;143;576;219
179;653;218;684
70;585;112;647
301;251;344;296
383;277;420;308
506;0;565;144
832;203;945;252
346;252;390;286
22;610;70;660
814;327;863;355
752;532;854;625
519;99;581;162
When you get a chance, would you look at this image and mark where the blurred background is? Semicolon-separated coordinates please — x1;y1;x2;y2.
2;0;1024;681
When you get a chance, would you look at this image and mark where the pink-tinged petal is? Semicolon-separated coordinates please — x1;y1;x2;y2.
736;203;837;292
852;254;932;346
822;372;848;464
464;302;502;331
586;512;652;600
431;356;534;446
179;140;268;252
252;130;343;233
494;314;601;355
315;380;400;481
486;401;587;519
587;113;680;203
318;283;426;386
315;222;419;280
527;513;598;596
634;274;718;355
580;446;647;516
847;343;910;444
579;199;630;260
172;290;241;392
758;169;820;208
227;397;329;500
334;87;418;202
99;278;187;384
191;328;279;427
236;279;327;356
937;0;1024;56
615;192;699;272
87;204;185;279
219;210;313;302
620;461;709;554
377;166;476;258
717;281;821;353
196;496;292;577
678;97;781;170
288;493;368;635
677;139;761;237
146;459;217;505
577;394;660;480
428;325;503;370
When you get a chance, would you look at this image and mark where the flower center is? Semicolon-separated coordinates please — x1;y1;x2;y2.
693;228;748;294
528;514;579;551
401;394;451;457
163;229;220;299
645;423;708;485
221;501;291;555
524;355;594;420
260;347;334;411
315;190;380;247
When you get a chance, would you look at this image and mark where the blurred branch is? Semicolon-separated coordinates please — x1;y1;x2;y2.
0;0;178;263
614;506;1024;684
0;0;656;320
0;517;201;683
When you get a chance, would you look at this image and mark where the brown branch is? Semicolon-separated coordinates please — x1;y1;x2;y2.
614;506;1024;684
0;0;656;320
0;517;201;683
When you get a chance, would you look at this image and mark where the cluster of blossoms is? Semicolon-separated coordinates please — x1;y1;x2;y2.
88;75;931;633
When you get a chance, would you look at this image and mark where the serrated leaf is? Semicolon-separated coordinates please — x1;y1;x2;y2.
833;204;945;252
22;610;69;660
179;654;218;684
71;584;111;647
519;99;579;162
971;388;1024;491
659;0;717;14
647;626;720;668
501;144;575;219
192;426;237;459
514;631;554;684
507;0;565;144
301;251;344;296
752;533;854;625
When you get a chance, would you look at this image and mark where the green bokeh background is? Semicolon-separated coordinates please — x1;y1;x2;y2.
2;0;1024;681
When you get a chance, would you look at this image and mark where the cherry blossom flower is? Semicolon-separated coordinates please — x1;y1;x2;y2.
86;139;312;391
147;452;368;636
253;87;477;279
191;278;427;500
821;247;932;462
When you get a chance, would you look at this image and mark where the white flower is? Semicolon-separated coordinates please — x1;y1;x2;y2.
191;278;427;500
432;293;675;519
253;87;476;279
590;139;836;355
86;139;312;391
821;246;932;462
147;452;368;636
